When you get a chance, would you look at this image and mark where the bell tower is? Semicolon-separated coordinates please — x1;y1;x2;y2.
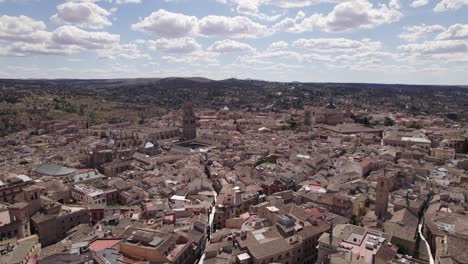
304;108;312;127
182;101;196;140
375;174;389;220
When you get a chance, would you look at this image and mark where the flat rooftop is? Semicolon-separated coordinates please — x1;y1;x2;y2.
340;231;385;264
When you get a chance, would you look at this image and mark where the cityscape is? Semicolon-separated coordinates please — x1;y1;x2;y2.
1;1;468;264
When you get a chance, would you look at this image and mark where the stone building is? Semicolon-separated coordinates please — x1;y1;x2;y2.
0;234;41;264
0;175;32;204
182;102;197;140
304;101;350;126
71;184;107;206
0;202;30;240
317;224;396;264
118;228;196;264
31;202;89;246
304;108;312;127
110;130;142;149
213;186;259;230
375;175;390;220
383;130;431;150
149;127;180;141
431;147;456;160
31;164;77;181
235;212;330;264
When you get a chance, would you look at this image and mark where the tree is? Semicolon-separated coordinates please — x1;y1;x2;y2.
363;117;371;127
256;157;276;166
463;138;468;154
396;243;407;255
384;117;395;126
446;113;458;120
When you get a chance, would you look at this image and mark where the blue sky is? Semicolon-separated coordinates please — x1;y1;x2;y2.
0;0;467;84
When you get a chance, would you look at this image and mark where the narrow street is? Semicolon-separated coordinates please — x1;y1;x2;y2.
418;222;434;264
198;190;218;264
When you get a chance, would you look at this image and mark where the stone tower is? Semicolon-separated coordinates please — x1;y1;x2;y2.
182;101;196;140
304;108;312;126
375;174;390;220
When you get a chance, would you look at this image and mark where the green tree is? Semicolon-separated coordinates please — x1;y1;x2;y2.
256;157;276;166
396;243;408;255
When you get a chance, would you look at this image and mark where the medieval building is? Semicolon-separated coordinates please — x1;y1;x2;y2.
182;101;197;140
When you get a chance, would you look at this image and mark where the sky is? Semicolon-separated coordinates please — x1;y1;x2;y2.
0;0;467;84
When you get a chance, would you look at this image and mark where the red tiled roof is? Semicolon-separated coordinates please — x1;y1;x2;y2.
89;239;122;252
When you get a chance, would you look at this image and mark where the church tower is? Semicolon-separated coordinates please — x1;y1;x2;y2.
375;175;389;220
182;101;196;140
304;108;312;127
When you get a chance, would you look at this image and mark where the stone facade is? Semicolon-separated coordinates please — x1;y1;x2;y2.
182;102;197;140
375;175;389;220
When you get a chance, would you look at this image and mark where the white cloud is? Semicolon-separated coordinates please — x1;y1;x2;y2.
266;0;339;8
411;0;429;7
148;37;201;53
0;15;146;58
231;0;270;21
208;39;254;52
198;15;271;38
224;0;340;11
293;38;382;53
51;25;120;49
162;51;219;65
274;0;402;33
399;24;446;42
398;40;468;54
249;50;302;60
269;41;289;50
2;42;79;56
434;0;468;11
319;0;402;32
114;0;143;3
50;1;112;29
3;24;121;56
0;15;50;43
131;9;198;38
332;51;393;65
436;24;468;40
96;43;149;59
132;9;270;38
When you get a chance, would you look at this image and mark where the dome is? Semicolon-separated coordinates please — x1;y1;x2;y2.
326;102;337;109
